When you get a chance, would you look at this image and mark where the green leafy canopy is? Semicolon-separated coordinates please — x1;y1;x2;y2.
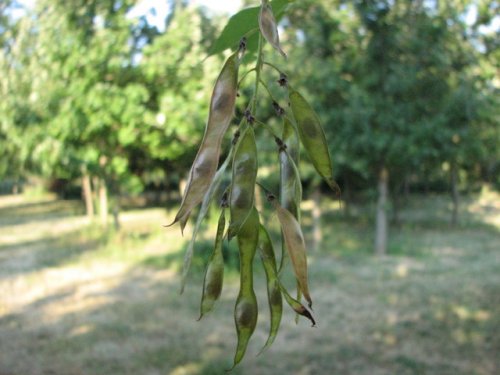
207;0;294;57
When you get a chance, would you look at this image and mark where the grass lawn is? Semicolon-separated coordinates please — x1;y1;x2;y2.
0;191;498;375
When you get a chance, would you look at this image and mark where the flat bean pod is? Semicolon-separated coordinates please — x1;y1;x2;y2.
179;140;236;294
289;87;339;194
278;117;302;272
279;117;301;219
271;198;312;308
198;209;226;320
169;52;239;232
259;0;286;58
259;222;315;327
257;224;282;353
230;208;260;369
228;126;258;240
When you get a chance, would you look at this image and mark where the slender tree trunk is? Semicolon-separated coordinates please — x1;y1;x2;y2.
98;177;108;227
311;186;322;253
82;172;94;219
450;162;459;226
92;176;99;210
375;166;389;256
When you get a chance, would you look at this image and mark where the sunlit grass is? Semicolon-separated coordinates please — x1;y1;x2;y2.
0;191;498;374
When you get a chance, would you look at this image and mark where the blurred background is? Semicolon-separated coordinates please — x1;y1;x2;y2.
0;0;499;374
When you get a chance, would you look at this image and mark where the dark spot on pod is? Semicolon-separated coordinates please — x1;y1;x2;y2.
213;93;231;112
235;158;253;174
237;302;256;327
301;117;318;138
234;191;250;209
270;285;282;306
206;273;223;296
194;159;212;177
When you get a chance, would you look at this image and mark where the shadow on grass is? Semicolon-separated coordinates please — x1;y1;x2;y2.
2;255;499;375
1;193;499;374
0;227;107;279
140;238;241;275
0;199;85;227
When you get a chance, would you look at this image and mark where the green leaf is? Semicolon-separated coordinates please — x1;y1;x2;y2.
207;0;294;57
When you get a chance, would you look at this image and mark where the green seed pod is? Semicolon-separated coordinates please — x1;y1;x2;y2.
271;198;312;308
259;223;315;328
198;209;226;320
179;141;235;294
257;224;283;353
289;87;339;194
259;0;286;58
228;126;258;240
278;116;302;272
168;52;239;232
280;117;301;218
230;207;260;370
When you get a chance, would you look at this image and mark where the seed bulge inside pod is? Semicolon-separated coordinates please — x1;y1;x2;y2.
301;116;318;138
213;92;231;112
236;300;256;327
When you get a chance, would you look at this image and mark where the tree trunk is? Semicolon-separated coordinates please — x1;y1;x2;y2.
82;172;94;219
311;186;322;253
450;162;459;226
375;166;389;256
98;177;108;227
92;176;99;211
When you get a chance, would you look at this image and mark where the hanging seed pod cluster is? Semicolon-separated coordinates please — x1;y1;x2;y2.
168;0;337;369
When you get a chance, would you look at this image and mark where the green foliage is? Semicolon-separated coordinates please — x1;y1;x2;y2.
1;0;496;195
207;0;294;57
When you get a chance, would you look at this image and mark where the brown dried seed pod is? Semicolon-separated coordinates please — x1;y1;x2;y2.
259;0;287;58
272;200;312;308
167;52;239;232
